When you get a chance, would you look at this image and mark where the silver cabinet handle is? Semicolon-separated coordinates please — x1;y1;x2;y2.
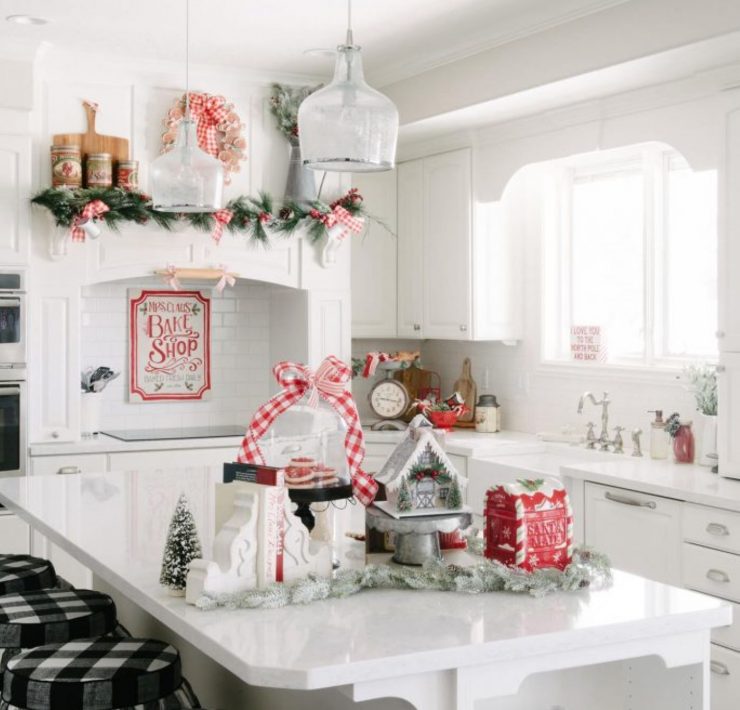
604;491;656;509
711;660;731;676
57;466;81;475
460;324;467;332
707;568;730;583
706;522;730;537
413;324;421;331
716;330;726;339
51;431;60;439
716;365;726;373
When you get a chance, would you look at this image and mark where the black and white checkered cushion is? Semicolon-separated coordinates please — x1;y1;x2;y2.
1;638;198;710
0;589;117;651
0;557;57;597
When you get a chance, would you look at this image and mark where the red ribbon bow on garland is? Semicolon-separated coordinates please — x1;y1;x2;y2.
186;92;231;157
315;204;365;241
237;356;378;507
211;209;233;244
70;200;109;242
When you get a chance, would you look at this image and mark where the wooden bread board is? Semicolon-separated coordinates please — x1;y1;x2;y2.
453;357;477;423
52;101;130;168
393;365;434;421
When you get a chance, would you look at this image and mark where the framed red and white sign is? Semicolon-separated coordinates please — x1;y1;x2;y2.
129;289;211;401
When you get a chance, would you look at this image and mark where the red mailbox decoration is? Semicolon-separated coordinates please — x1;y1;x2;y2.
485;478;573;571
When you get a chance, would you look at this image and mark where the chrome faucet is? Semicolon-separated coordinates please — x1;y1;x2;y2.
577;391;611;449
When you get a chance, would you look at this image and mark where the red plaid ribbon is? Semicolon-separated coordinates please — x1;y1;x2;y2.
322;205;364;240
70;200;109;242
161;264;180;290
211;209;233;244
186;93;230;157
237;356;378;506
362;352;391;378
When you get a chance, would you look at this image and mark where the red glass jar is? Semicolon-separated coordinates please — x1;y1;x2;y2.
673;421;695;464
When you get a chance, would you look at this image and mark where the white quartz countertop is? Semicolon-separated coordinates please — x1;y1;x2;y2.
363;428;544;457
29;434;246;457
561;458;740;511
0;467;730;690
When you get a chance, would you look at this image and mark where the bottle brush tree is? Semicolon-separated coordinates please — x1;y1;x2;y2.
446;477;463;510
397;477;413;512
160;493;202;594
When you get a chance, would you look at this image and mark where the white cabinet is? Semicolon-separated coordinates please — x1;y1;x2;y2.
29;286;81;443
584;482;682;585
719;108;740;353
30;453;108;476
0;512;29;554
395;148;520;341
0;135;31;265
397;160;425;339
718;354;740;479
108;447;237;472
422;150;472;339
351;171;398;338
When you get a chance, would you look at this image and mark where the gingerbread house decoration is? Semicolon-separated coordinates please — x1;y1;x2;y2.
376;416;466;514
484;477;573;572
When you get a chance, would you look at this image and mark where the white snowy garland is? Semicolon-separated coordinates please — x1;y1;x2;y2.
195;546;611;611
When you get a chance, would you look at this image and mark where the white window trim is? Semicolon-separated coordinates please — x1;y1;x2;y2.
540;145;717;375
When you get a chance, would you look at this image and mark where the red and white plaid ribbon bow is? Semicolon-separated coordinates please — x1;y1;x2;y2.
186;93;230;157
70;200;109;242
237;356;378;506
162;264;180;291
216;264;235;293
210;209;233;244
322;205;365;241
362;352;391;378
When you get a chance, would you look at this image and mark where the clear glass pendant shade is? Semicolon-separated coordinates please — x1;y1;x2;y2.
150;119;224;212
298;45;398;172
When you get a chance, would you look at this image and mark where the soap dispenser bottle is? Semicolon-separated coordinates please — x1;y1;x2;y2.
648;410;669;460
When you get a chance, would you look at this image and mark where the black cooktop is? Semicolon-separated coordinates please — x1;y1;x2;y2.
101;425;245;442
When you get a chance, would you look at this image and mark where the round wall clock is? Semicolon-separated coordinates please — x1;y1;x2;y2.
369;377;410;420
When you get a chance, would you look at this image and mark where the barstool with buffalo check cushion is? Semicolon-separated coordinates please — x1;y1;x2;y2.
0;589;119;674
0;638;201;710
0;558;57;597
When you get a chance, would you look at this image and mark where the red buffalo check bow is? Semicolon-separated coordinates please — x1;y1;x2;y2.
216;264;236;293
238;356;378;506
187;92;230;157
211;209;233;244
70;200;109;242
323;205;364;240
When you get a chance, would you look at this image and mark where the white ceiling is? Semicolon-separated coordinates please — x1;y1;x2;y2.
0;0;629;85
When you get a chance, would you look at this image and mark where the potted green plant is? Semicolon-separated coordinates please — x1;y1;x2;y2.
684;364;718;467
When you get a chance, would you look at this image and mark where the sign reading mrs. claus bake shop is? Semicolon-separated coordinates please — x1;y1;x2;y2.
129;290;211;401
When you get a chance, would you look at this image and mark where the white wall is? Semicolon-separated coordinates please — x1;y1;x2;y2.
80;279;270;432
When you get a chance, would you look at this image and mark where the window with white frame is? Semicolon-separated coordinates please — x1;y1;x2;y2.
542;144;717;368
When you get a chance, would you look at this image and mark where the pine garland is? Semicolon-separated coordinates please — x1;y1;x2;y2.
195;546;612;611
31;186;373;246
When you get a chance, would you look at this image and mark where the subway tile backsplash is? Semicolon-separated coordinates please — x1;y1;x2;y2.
80;279;270;432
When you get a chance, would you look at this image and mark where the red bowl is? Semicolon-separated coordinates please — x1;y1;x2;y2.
427;410;459;428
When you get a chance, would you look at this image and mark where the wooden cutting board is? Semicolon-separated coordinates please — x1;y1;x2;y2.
453;357;477;423
52;101;130;172
394;365;435;421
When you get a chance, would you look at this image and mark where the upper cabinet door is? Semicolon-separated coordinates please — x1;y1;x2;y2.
0;135;31;265
397;160;425;339
422;149;472;340
720;108;740;352
351;170;398;339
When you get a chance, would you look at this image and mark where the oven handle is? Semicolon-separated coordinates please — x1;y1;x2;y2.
0;386;21;396
0;298;21;309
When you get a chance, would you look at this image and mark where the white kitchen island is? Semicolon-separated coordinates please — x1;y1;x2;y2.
0;466;730;710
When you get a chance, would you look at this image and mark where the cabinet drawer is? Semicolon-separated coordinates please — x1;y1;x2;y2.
584;482;682;585
30;454;108;476
713;600;740;652
684;503;740;555
711;644;740;710
682;543;740;603
108;447;235;472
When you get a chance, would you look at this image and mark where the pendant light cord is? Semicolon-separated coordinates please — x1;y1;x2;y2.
185;0;191;133
346;0;353;46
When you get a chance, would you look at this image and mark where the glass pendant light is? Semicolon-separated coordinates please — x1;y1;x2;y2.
298;0;399;172
150;0;223;212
